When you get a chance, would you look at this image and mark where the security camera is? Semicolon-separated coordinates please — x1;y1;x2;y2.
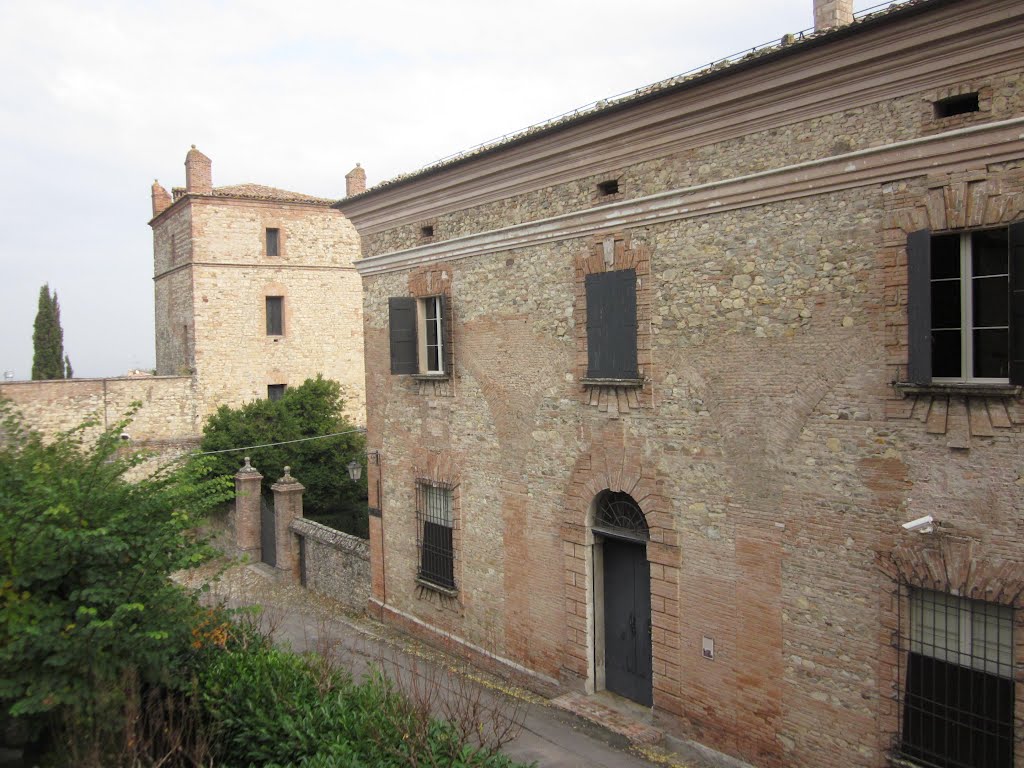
901;514;934;534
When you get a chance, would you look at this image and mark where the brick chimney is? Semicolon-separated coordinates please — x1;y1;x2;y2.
184;145;212;195
814;0;853;31
151;180;172;217
345;163;366;197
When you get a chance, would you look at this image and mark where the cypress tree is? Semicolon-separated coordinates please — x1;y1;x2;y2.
31;284;66;380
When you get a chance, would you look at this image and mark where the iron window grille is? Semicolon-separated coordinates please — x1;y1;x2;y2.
895;584;1015;768
415;480;455;590
593;490;649;541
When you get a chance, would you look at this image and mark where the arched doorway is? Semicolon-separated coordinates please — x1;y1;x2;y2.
592;490;652;706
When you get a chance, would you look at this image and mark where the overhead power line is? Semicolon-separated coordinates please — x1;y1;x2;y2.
191;427;367;457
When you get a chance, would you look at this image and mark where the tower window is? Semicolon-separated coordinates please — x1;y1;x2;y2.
266;296;284;336
266;228;280;257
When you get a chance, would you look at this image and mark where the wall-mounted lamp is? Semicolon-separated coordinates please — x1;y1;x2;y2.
346;459;362;482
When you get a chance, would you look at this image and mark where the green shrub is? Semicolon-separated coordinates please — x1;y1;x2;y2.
199;376;368;532
199;643;527;768
0;401;233;760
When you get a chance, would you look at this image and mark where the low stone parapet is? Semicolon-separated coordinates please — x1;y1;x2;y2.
290;517;369;612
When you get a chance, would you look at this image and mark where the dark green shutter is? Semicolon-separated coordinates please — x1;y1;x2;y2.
907;230;932;384
389;297;417;375
1009;221;1024;385
439;294;453;375
586;269;638;379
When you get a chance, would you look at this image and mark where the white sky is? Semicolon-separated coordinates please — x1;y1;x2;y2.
0;0;896;379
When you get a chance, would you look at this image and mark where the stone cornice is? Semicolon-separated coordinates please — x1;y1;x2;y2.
154;261;355;280
148;191;339;228
341;0;1022;235
354;118;1024;277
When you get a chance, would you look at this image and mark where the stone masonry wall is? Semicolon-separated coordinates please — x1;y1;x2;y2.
362;67;1024;258
356;7;1024;764
189;199;365;424
153;204;195;376
363;170;1024;767
290;517;370;611
0;375;199;442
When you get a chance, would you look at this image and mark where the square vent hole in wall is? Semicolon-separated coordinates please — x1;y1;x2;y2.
597;179;620;197
934;92;980;118
420;225;434;239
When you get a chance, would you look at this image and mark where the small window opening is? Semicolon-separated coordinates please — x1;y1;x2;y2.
266;296;284;336
267;384;286;401
934;93;980;119
266;228;280;257
421;225;434;239
598;179;620;196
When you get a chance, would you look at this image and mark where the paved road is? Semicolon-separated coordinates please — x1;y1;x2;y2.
196;562;698;768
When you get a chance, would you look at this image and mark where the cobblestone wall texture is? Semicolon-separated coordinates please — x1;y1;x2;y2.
290;517;370;611
362;68;1024;258
356;6;1024;768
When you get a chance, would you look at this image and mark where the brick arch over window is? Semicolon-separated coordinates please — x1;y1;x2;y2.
876;538;1024;765
881;167;1024;445
560;429;683;711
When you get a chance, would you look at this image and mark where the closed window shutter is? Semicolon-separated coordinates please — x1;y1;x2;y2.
586;269;638;379
389;297;417;374
1009;221;1024;385
440;294;453;376
266;296;283;336
907;229;932;384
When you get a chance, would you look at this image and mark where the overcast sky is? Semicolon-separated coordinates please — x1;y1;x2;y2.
0;0;896;379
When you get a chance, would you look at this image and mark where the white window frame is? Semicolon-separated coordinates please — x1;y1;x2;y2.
932;231;1010;384
416;296;444;375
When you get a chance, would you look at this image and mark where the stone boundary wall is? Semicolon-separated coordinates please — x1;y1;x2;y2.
290;517;370;611
0;375;198;442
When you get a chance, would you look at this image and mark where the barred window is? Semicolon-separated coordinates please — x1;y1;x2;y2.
898;586;1014;768
415;481;454;591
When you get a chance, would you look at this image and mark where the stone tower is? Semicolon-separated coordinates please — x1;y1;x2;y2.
149;147;366;424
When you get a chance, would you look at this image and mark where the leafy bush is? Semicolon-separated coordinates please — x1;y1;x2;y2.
199;643;526;768
0;400;233;761
199;376;368;534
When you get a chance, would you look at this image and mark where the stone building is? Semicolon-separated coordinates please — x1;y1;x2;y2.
149;148;366;424
341;1;1024;767
1;151;367;454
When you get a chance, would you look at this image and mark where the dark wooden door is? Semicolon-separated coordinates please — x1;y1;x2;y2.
603;537;652;706
260;495;276;567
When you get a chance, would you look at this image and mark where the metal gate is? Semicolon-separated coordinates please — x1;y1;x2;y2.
260;494;276;567
603;537;653;706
